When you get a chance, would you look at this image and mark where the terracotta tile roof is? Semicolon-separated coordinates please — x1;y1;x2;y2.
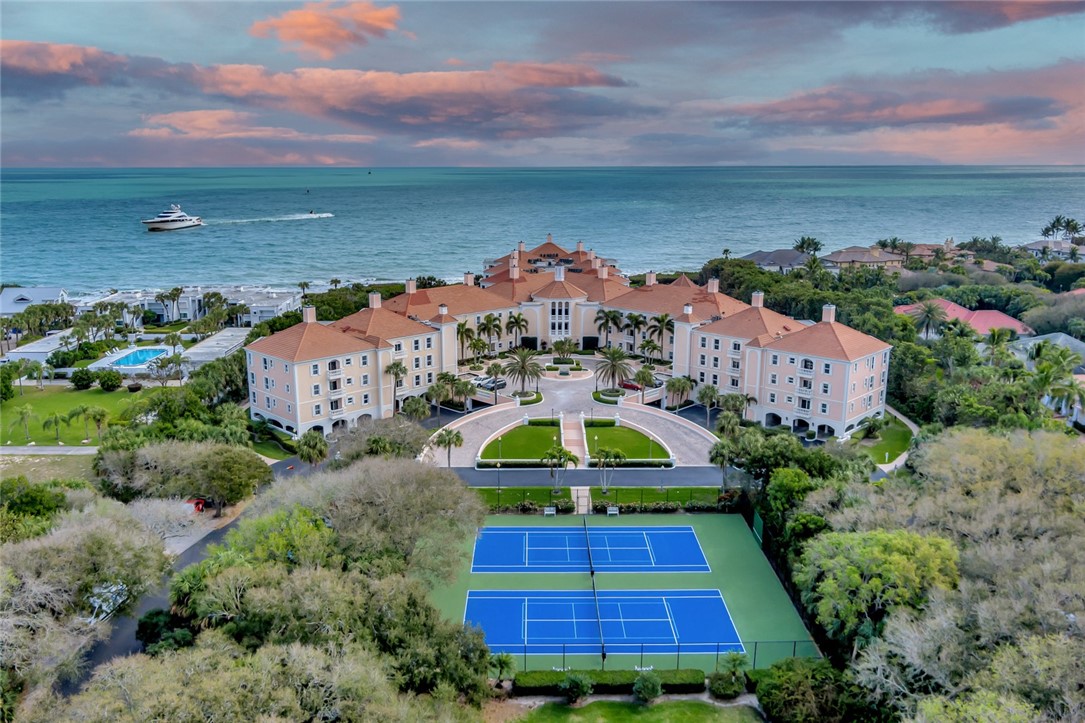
484;271;559;303
383;284;513;318
894;298;1033;336
246;321;374;362
331;307;434;345
531;279;589;300
762;321;890;361
569;273;632;302
606;278;748;318
669;274;699;288
697;306;801;341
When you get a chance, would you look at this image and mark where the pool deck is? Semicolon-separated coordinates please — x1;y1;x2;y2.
88;345;170;372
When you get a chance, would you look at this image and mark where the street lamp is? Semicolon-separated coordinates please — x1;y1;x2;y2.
497;462;502;491
499;435;503;461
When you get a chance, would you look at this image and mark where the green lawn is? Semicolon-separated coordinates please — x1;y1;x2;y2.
481;425;563;460
590;487;721;505
475;487;571;509
586;427;667;460
2;385;143;446
142;322;189;333
252;438;292;460
852;415;912;464
521;701;761;722
0;454;95;483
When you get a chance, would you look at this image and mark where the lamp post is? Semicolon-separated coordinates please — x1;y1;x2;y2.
499;435;503;461
497;462;502;491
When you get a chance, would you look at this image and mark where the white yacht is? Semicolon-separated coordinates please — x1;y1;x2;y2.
142;204;203;231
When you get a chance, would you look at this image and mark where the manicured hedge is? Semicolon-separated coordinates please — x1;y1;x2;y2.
587;460;673;469
527;418;560;427
512;669;704;696
590;501;683;514
477;460;547;469
583;419;617;427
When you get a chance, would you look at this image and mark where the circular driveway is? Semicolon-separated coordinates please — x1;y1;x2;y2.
433;361;718;469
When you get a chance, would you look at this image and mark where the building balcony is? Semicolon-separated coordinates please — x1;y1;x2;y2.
794;406;812;418
330;406;345;418
797;366;815;378
327;367;343;379
728;347;741;358
795;385;813;397
328;387;344;399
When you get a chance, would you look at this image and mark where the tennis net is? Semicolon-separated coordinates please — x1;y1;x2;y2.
583;517;606;659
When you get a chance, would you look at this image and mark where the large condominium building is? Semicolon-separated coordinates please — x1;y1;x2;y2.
246;236;891;439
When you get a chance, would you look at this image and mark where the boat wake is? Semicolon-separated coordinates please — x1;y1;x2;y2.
210;212;334;225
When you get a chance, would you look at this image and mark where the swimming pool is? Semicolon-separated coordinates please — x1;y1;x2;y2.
112;348;168;366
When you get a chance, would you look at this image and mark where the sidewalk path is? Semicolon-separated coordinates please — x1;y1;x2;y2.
0;445;98;455
875;404;920;474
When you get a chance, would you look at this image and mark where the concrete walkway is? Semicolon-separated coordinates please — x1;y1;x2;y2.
875;404;921;474
570;486;592;514
0;445;98;455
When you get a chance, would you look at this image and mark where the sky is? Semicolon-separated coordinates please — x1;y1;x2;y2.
2;1;1084;167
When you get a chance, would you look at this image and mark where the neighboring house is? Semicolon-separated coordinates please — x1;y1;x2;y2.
821;246;904;273
0;287;68;318
247;238;892;440
894;298;1033;337
1020;239;1078;261
1009;333;1085;374
905;239;975;265
740;249;811;274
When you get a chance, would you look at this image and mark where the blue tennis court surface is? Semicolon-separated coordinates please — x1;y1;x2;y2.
465;589;743;655
471;525;710;573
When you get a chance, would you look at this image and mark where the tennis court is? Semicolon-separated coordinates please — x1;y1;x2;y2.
471;525;710;573
465;588;743;655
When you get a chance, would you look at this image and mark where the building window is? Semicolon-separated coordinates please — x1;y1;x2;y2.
769;392;776;404
730;378;739;388
314;403;322;415
698;371;705;382
347;396;355;405
730;360;740;371
788;356;796;365
329;380;340;392
361;355;368;366
426;336;433;349
286;403;292;413
413;374;421;386
821;383;830;394
712;357;720;368
700;337;707;348
786;396;793;403
262;357;269;370
330;400;341;412
426;354;433;367
820;403;828;414
714;339;722;351
413;357;421;369
251;391;257;404
731;341;740;352
328;360;339;371
285;384;290;393
284;364;289;373
883;351;889;364
263;378;270;390
823;362;831;374
699;354;706;365
711;374;718;385
770;373;778;385
413;339;420;351
345;357;352;366
265;396;272;409
787;376;795;385
771;354;779;365
311;363;319;375
345;378;352;386
801;358;814;371
362;393;370;405
394;342;403;353
426;372;433;384
249;372;255;384
312;384;321;396
362;374;369;385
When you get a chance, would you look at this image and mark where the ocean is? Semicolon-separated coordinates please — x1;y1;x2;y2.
2;166;1082;294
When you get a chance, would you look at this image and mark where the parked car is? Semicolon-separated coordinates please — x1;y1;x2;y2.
619;380;642;391
480;378;507;390
472;376;493;388
651;375;667;387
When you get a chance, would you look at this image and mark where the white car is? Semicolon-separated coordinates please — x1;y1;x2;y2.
473;376;493;388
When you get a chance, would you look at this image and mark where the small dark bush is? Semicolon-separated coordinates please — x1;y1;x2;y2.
709;672;744;700
69;368;97;390
658;668;706;693
559;672;593;703
633;671;662;702
97;369;123;391
583;419;617;427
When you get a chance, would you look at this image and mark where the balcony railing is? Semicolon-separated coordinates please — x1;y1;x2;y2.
794;406;812;418
797;366;815;378
796;385;813;397
728;347;741;358
330;406;345;418
327;367;343;378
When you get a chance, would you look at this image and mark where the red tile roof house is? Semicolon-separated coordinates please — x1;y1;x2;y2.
893;298;1033;337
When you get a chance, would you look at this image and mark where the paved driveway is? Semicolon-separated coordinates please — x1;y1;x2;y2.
432;361;719;470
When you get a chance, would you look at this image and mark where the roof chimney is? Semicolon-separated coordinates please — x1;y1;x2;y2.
555;266;566;282
683;303;693;316
752;291;764;308
518;240;526;252
438;304;449;316
588;249;595;260
464;272;475;286
645;271;657;287
822;304;836;323
510;264;520;280
546;232;553;244
302;305;317;323
406;278;416;294
597;266;609;279
368;292;382;309
707;278;720;294
576;240;584;253
592;257;601;269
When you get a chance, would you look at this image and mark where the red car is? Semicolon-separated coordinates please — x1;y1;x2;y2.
619;380;642;391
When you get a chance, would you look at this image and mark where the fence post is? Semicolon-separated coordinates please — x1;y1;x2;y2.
676;642;681;670
752;641;758;669
562;644;566;670
792;640;797;657
640;644;644;669
715;642;720;670
524;645;528;672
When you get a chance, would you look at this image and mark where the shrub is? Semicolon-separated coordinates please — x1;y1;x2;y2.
659;668;707;693
70;368;97;390
527;418;560;427
709;671;745;700
511;669;703;697
583;419;617;427
545;365;559;371
559;672;593;703
633;671;662;702
97;369;123;391
757;657;874;723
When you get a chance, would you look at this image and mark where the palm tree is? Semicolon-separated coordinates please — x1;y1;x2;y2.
8;404;36;442
594;309;623;348
595;446;626;493
910;300;948;339
478;313;503;357
453;378;476;411
42;411;70;443
469;336;489;363
67;405;92;441
639;339;661;365
696;384;720;428
297;281;311;299
623;313;647;350
552;338;577;361
716;412;740;438
634;367;655;404
709;440;736;490
229;303;251;327
504;348;543;394
721;248;732;259
163;332;184;355
297;428;328;465
541;444;579;491
401;395;430;422
490;652;517;687
167;287;184;325
427;381;451;424
384;360;408;410
87;406;110;442
456;321;475;364
597;346;633;391
647;314;674;357
665;375;693;410
793;236;823;257
433;427;464;468
1050;376;1085;417
486;361;505;404
985;328;1013;367
22;361;42;393
505;312;528;349
154;292;170;323
329;277;341;289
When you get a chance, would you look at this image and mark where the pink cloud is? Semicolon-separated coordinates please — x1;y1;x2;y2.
250;1;402;59
444;57;466;67
413;137;483;150
128;109;376;143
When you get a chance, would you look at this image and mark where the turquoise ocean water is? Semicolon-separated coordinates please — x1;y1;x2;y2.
1;167;1082;293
